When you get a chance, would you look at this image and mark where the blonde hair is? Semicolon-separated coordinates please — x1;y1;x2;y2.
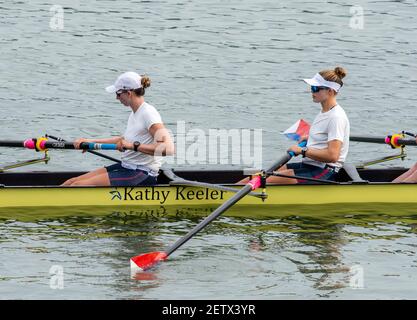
319;66;347;87
141;75;151;89
133;74;151;96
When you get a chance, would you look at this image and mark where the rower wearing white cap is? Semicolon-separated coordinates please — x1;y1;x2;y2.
239;67;350;185
62;71;175;186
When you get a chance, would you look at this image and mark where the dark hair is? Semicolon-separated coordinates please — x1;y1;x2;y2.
132;75;151;96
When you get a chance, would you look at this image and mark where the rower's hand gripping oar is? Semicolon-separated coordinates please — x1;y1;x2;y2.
130;141;306;273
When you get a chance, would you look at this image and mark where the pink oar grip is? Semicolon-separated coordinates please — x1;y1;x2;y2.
248;176;261;190
23;139;35;149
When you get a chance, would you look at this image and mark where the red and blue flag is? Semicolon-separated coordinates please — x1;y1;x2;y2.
282;119;310;141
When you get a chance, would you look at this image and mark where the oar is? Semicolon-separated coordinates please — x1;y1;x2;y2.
270;171;340;184
48;135;267;198
0;139;118;151
350;135;417;147
130;142;305;272
46;134;121;163
162;168;266;199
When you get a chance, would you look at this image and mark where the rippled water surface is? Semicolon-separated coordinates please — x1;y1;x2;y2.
1;206;417;299
1;0;417;299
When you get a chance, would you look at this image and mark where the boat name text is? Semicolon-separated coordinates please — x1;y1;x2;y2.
110;187;226;204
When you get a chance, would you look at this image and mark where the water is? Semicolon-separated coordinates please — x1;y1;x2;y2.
1;206;417;299
1;0;417;299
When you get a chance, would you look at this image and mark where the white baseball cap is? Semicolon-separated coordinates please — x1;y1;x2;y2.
105;72;142;93
303;73;341;92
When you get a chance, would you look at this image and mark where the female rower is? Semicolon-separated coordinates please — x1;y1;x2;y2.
239;67;350;184
62;71;175;186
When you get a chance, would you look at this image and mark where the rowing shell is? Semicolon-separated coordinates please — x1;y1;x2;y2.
1;168;417;210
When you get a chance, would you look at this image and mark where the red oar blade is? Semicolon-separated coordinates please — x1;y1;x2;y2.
130;251;168;273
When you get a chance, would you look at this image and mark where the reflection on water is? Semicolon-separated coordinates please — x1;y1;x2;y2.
1;205;416;299
2;0;417;299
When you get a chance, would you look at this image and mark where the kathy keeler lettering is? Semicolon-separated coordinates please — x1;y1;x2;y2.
109;187;226;204
175;186;226;201
162;304;256;317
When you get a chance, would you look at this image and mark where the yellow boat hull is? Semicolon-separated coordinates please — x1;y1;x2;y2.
1;183;417;208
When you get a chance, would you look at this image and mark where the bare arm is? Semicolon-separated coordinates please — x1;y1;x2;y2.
122;123;175;156
288;139;342;163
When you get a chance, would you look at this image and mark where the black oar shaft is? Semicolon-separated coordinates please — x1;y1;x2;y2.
0;140;76;149
350;136;417;146
270;172;339;184
166;183;252;256
0;140;78;148
47;135;121;163
165;153;291;257
0;140;117;150
0;141;25;147
265;153;292;173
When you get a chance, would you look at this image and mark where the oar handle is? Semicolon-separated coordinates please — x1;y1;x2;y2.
287;140;307;158
80;142;117;150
